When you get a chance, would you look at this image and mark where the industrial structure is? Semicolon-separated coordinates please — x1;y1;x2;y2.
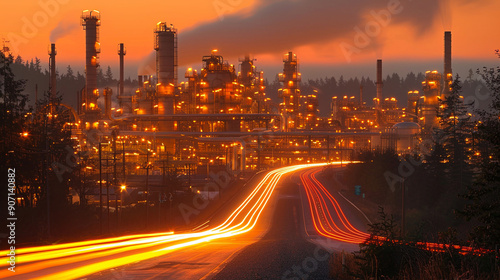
279;52;302;131
36;10;456;206
80;9;101;121
48;43;57;102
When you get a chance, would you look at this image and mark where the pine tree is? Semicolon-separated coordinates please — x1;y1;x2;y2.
435;75;474;190
34;57;41;73
14;55;23;65
460;56;500;248
97;67;105;85
467;69;475;81
0;52;28;219
0;52;28;139
105;66;113;83
65;65;75;80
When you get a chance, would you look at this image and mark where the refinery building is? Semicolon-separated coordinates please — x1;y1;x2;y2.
40;10;456;199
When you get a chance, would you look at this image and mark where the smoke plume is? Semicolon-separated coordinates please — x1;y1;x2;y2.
50;19;79;42
139;0;487;74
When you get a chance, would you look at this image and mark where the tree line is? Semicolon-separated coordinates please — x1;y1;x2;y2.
9;54;491;118
9;55;136;110
333;53;500;278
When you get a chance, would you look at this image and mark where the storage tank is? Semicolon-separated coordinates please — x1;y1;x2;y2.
154;22;177;86
393;122;420;152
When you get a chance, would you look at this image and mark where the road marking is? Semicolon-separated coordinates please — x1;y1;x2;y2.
336;191;372;224
199;248;242;280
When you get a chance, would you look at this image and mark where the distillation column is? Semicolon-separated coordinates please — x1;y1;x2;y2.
81;10;101;118
279;52;301;131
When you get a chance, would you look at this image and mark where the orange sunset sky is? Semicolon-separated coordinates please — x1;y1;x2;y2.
0;0;498;79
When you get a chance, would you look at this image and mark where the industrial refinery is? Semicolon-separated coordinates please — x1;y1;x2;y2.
3;0;500;278
38;10;457;200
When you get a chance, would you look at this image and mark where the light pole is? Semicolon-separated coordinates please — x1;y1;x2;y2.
120;184;126;227
145;151;150;229
99;141;102;235
401;177;406;238
207;159;213;179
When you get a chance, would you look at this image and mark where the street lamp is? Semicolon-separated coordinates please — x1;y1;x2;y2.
119;184;126;228
120;185;126;207
207;159;213;179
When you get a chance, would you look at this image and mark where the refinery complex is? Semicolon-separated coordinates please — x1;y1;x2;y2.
42;10;455;195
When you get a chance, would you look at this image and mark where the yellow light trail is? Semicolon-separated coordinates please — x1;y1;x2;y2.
0;163;327;280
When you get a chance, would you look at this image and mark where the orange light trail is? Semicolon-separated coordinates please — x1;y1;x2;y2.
300;167;369;243
300;166;492;255
0;163;328;280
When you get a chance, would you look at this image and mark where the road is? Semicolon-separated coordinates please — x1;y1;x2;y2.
0;163;372;279
212;167;371;279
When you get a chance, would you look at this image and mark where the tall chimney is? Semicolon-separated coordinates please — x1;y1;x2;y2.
48;43;57;102
81;10;101;113
444;31;452;78
138;75;143;87
376;59;383;109
443;31;452;96
118;43;126;97
103;87;112;119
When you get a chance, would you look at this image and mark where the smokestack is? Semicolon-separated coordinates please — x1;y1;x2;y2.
118;43;126;97
376;59;383;109
48;44;57;102
444;31;452;78
443;31;452;96
81;10;101;113
154;22;177;86
103;87;112;119
138;75;143;87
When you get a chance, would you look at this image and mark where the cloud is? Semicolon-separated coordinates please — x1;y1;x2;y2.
138;0;489;74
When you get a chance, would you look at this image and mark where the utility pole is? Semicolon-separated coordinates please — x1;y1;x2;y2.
188;163;191;188
160;153;168;228
112;131;118;229
44;118;51;239
99;141;102;235
113;131;117;191
122;140;126;179
401;177;406;238
327;136;330;163
106;163;110;234
145;151;150;229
